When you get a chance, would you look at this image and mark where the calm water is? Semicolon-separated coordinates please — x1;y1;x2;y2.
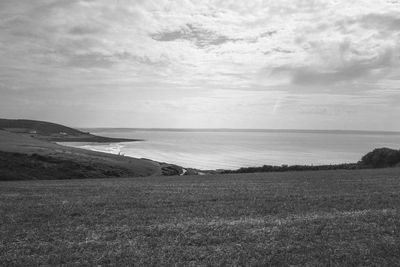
61;129;400;170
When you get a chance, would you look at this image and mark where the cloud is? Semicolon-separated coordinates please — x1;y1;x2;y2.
261;7;400;88
359;13;400;31
290;47;396;86
151;23;276;48
0;0;400;129
67;53;114;68
151;23;240;48
69;25;105;35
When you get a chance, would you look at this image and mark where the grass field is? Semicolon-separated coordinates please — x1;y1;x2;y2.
1;168;400;266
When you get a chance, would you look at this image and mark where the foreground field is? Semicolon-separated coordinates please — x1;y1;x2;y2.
1;168;400;266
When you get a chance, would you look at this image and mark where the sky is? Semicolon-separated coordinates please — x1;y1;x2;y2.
0;0;399;130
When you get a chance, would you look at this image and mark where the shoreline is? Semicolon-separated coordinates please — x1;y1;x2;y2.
0;130;163;180
1;118;399;180
58;141;399;176
60;140;362;171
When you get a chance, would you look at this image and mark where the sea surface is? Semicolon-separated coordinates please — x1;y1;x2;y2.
61;129;400;170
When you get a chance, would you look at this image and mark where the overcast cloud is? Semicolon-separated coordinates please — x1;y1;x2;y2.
0;0;399;130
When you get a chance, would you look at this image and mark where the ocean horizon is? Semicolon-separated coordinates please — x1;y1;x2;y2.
80;127;400;134
61;128;400;170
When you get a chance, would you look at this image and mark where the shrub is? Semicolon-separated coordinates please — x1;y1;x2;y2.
361;148;400;168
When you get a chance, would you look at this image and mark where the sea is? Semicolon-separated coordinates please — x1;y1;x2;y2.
60;129;400;170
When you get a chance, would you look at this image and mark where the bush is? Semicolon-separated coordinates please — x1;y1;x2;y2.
361;148;400;168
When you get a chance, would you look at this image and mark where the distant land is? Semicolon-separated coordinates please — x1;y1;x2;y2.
0;119;183;180
0;118;142;143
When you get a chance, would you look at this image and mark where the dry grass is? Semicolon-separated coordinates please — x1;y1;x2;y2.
1;168;400;266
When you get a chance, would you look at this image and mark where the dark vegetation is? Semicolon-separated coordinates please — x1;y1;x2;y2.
222;147;400;174
160;164;184;176
222;163;361;174
0;151;148;180
0;150;182;180
0;118;141;142
1;168;400;265
361;147;400;168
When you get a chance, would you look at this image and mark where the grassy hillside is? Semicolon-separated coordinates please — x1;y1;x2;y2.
0;118;140;142
0;118;87;135
0;130;162;179
1;168;400;265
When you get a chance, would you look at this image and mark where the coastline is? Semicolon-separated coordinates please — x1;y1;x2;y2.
1;119;400;180
74;127;400;170
58;139;400;176
0;130;162;180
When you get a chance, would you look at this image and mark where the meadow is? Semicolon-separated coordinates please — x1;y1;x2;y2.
2;168;400;266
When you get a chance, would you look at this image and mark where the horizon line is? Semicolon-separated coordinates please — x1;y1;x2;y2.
78;127;400;135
